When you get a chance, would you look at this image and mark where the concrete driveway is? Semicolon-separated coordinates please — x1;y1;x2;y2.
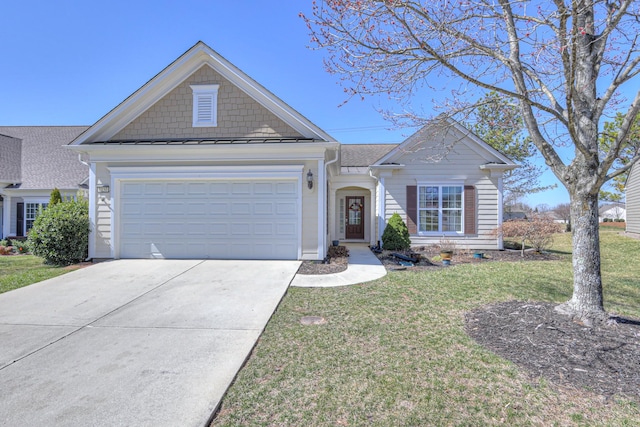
0;259;300;426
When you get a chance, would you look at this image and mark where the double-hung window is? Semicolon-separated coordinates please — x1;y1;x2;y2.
25;202;48;233
418;185;463;233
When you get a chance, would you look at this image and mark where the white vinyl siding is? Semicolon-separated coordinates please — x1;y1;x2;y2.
627;163;640;233
381;137;502;249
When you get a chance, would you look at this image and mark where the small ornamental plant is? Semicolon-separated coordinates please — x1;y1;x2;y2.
381;213;411;251
12;241;29;254
49;188;62;205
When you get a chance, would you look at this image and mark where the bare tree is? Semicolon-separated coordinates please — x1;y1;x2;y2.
554;203;572;224
305;0;640;322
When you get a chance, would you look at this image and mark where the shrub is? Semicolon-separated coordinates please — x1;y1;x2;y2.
28;198;90;266
494;215;563;256
12;240;29;254
381;213;411;251
49;188;62;205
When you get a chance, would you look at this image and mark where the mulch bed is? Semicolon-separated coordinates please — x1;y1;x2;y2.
297;245;349;275
376;246;560;271
298;245;560;275
466;301;640;402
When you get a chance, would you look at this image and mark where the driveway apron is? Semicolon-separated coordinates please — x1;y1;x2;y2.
0;259;299;426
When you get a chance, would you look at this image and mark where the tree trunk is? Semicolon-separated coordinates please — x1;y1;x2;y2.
556;190;606;323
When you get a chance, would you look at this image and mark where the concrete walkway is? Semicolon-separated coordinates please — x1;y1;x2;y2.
0;259;299;427
291;243;387;287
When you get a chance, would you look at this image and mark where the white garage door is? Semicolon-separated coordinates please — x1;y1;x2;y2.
118;179;299;259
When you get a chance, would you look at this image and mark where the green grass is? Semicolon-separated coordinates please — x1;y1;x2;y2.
0;255;72;294
212;230;640;426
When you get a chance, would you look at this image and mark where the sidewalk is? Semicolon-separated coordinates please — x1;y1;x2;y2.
291;244;387;287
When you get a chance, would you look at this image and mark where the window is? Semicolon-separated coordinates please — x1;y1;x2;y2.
25;202;48;233
418;185;463;233
190;84;219;127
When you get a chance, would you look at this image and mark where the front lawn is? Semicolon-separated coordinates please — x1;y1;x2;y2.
212;229;640;426
0;255;72;294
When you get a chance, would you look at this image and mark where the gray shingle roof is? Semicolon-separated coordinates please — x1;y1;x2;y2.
0;134;22;183
0;126;89;190
340;144;398;167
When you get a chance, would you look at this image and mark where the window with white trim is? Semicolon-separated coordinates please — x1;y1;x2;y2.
25;202;48;233
418;185;463;233
190;84;219;127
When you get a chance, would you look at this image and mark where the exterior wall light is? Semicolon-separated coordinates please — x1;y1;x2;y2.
307;169;314;189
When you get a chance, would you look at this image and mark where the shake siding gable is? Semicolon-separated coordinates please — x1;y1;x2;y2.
113;65;303;141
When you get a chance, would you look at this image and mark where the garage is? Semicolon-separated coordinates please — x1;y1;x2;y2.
117;178;300;260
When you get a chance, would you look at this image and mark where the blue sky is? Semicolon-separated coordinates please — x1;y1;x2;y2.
0;0;568;207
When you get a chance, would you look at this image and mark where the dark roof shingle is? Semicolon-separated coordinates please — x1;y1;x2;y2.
0;126;89;190
340;144;397;167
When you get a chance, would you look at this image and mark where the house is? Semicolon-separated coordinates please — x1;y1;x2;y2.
59;41;515;260
598;202;626;222
626;163;640;233
503;210;527;221
0;127;89;239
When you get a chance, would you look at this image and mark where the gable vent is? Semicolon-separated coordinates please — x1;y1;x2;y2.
191;84;219;127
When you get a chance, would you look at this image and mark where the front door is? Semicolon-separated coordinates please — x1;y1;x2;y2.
345;196;365;239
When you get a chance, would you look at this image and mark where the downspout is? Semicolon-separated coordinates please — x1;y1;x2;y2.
78;153;89;166
324;148;340;251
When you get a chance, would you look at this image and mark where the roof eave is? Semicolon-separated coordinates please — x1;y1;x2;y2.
71;42;335;145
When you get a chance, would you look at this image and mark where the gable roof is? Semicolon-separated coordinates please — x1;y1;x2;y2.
72;41;335;145
0;126;89;190
0;133;22;183
373;116;517;167
340;144;397;167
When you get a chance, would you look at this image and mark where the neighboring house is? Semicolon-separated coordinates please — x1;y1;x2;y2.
0;127;89;239
503;210;527;221
599;202;626;222
60;41;514;260
626;162;640;233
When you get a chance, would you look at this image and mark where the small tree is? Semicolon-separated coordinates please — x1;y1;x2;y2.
495;216;563;257
28;198;90;266
49;188;62;206
381;213;411;251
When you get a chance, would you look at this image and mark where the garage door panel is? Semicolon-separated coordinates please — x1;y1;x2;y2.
276;201;297;215
119;178;299;259
277;182;297;194
231;183;251;194
231;202;251;215
254;182;273;194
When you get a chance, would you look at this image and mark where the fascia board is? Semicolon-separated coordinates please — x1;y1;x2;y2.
71;47;205;145
72;42;335;145
479;163;519;171
373;117;517;167
204;50;335;142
